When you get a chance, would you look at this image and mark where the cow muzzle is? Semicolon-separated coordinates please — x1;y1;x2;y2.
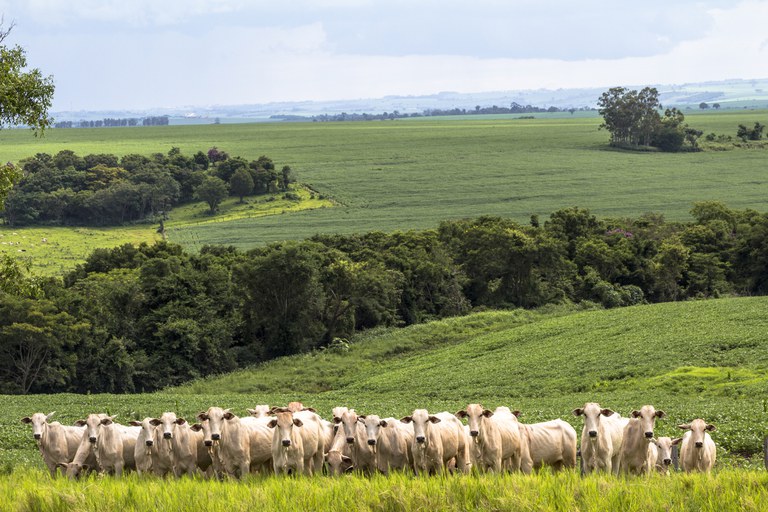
695;441;703;448
204;440;212;447
416;436;425;444
644;432;654;439
211;433;221;441
346;437;355;444
34;434;41;440
470;430;479;437
282;439;291;447
163;432;172;439
663;458;672;465
588;431;597;438
146;440;154;447
367;439;376;446
89;437;97;444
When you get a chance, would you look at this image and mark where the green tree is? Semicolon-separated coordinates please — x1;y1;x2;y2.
0;22;55;135
597;87;661;146
0;162;21;212
229;168;254;202
195;176;228;213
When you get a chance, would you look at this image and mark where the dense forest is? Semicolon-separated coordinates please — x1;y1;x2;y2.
2;147;295;226
1;202;766;394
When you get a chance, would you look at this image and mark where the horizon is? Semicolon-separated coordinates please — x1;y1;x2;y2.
3;0;767;112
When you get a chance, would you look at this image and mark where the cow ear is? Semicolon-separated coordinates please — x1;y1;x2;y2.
600;409;614;417
512;411;522;418
21;417;32;424
246;409;257;416
74;419;87;426
379;420;388;427
128;421;141;427
400;416;413;424
223;412;235;420
455;410;467;418
482;409;494;418
333;417;342;424
655;410;666;419
190;424;203;432
303;407;316;413
150;418;161;426
46;412;56;421
677;424;691;431
705;424;716;432
267;419;278;429
268;407;280;414
631;410;641;418
428;416;441;424
671;437;683;446
100;418;113;426
175;418;187;425
196;412;208;422
358;415;366;421
293;418;304;428
572;408;583;417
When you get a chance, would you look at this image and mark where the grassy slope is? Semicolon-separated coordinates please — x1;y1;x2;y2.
5;297;768;469
1;111;767;262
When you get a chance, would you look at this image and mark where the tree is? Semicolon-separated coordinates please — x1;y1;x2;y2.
0;21;55;135
712;103;721;109
699;102;709;109
229;168;253;202
0;162;21;212
737;122;765;141
597;87;661;146
195;176;228;213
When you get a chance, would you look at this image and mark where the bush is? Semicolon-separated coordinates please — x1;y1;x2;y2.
654;126;685;152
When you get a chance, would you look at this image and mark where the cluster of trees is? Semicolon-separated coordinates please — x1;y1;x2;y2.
53;116;170;129
272;104;593;123
598;87;703;151
2;148;295;225
2;202;767;394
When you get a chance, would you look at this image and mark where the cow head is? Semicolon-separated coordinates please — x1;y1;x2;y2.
190;420;214;447
653;436;676;468
247;405;271;418
361;414;387;446
76;413;113;444
338;409;362;445
196;407;233;442
401;409;440;445
455;404;492;438
678;419;715;449
573;402;615;440
130;418;157;447
21;412;55;441
152;412;178;440
324;451;353;476
331;406;349;435
267;410;303;447
631;405;665;439
60;462;90;479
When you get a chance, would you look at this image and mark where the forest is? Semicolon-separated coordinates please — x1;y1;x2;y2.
1;201;766;394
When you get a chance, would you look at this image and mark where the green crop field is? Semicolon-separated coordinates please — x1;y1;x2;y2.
5;297;768;510
1;111;767;275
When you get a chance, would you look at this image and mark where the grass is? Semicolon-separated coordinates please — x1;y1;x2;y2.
2;469;767;511
1;111;767;269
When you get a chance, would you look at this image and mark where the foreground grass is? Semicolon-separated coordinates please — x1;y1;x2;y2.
2;469;766;512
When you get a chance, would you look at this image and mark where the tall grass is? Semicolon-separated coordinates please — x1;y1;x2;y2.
2;468;766;511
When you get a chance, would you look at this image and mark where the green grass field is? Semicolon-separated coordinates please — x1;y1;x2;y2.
2;111;767;274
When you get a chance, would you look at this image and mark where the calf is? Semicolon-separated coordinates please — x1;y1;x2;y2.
619;405;666;475
361;415;413;473
338;409;375;474
518;418;577;473
21;412;84;477
652;436;679;474
678;419;716;473
456;404;522;473
573;403;628;475
401;409;470;475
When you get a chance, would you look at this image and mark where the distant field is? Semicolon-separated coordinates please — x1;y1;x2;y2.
1;111;767;270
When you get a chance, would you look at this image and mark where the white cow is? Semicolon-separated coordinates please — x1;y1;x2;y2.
325;424;354;475
401;409;470;475
619;405;666;475
652;436;679;474
677;419;716;473
239;415;274;474
268;409;306;475
128;418;158;475
456;404;522;473
361;415;413;473
91;416;140;477
518;418;578;473
60;414;108;479
190;420;221;477
246;405;272;418
21;412;84;477
338;409;376;474
573;403;628;475
196;407;251;478
153;412;200;477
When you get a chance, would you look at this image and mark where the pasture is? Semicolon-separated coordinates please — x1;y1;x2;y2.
1;110;767;274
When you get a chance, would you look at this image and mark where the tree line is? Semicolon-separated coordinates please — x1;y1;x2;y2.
53;116;170;129
1;202;766;394
2;148;295;226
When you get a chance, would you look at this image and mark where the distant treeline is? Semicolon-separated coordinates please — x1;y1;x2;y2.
2;202;766;394
272;103;595;122
53;116;170;128
3;148;294;226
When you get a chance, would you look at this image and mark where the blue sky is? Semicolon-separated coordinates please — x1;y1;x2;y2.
2;0;766;110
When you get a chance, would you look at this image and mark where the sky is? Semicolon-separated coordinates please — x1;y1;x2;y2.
1;0;767;111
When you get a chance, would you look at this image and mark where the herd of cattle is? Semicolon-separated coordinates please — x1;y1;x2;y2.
21;401;717;479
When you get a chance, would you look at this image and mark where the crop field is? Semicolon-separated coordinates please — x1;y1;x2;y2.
1;110;767;274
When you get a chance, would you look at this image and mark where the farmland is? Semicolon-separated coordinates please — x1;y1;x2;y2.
1;110;767;273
